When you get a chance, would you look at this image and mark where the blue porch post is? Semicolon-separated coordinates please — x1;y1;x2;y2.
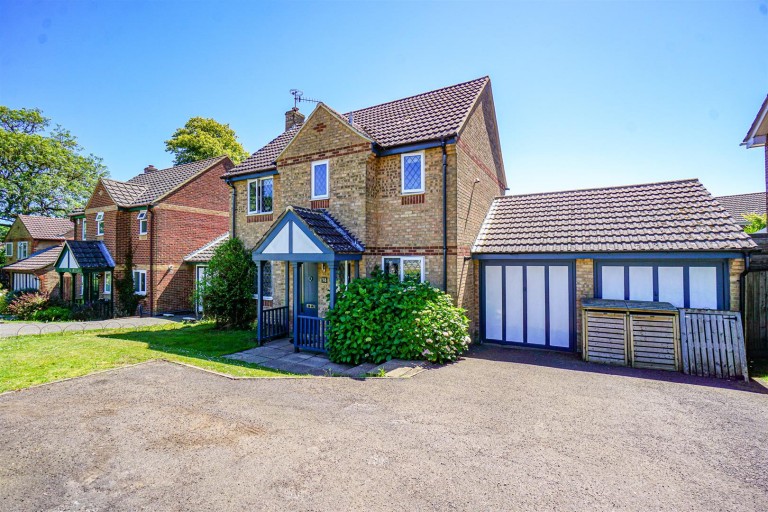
292;261;300;352
256;260;263;344
329;262;337;309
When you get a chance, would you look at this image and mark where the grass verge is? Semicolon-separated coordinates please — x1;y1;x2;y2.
0;322;290;393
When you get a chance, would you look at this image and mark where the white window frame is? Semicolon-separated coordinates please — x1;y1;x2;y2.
253;261;274;300
4;242;12;257
381;256;425;283
17;241;28;259
401;151;425;195
81;219;87;240
311;159;330;200
95;211;104;236
247;177;274;215
103;272;112;294
133;270;147;295
137;210;148;235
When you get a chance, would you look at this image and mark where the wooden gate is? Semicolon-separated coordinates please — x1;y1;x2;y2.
744;270;768;358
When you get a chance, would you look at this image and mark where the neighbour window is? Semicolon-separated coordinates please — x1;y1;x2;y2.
104;272;112;294
95;212;104;236
336;261;353;290
137;210;148;235
3;242;12;257
79;275;84;297
133;270;147;295
401;151;425;194
311;160;329;199
254;262;273;300
17;241;28;259
248;177;273;214
81;219;87;240
382;256;424;282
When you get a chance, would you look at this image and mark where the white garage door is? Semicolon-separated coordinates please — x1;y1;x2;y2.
597;262;724;309
483;262;574;350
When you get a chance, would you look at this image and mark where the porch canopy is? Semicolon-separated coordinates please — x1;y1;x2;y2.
251;206;364;347
55;240;116;306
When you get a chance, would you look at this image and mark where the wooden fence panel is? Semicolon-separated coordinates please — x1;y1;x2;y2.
745;271;768;358
584;311;628;365
680;310;749;381
630;315;678;371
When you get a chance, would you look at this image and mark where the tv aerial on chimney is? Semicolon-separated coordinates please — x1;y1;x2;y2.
290;89;320;109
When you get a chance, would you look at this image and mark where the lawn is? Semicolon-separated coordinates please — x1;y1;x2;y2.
0;322;289;393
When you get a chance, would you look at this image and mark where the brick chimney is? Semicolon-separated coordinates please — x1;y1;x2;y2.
144;165;158;173
285;107;305;131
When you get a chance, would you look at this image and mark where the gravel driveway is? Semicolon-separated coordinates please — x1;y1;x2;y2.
1;346;766;511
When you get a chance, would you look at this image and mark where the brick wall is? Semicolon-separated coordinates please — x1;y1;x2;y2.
729;258;745;312
574;258;595;352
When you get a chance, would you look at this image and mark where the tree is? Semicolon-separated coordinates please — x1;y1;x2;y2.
198;237;256;329
165;117;248;165
0;106;108;222
743;213;767;234
115;243;141;317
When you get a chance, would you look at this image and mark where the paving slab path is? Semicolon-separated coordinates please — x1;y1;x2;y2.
0;316;177;338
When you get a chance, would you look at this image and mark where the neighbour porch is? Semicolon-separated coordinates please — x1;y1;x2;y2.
55;240;116;319
252;206;364;353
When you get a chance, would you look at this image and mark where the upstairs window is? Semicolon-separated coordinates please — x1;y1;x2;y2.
4;242;12;257
95;212;105;236
17;241;28;259
401;151;425;194
382;256;424;283
137;210;148;235
80;219;86;240
248;177;273;215
311;160;329;200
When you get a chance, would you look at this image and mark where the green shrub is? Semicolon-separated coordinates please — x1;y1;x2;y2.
325;271;470;365
7;292;50;320
31;306;73;322
197;237;256;329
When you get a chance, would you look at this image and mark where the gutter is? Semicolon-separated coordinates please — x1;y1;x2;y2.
148;204;155;316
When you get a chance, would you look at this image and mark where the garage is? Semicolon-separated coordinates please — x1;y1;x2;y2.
472;179;755;353
481;261;575;350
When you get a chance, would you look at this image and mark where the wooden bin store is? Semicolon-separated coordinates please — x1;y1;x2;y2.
582;299;680;371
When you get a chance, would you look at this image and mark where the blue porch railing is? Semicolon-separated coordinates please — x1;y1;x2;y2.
295;315;328;352
260;306;289;340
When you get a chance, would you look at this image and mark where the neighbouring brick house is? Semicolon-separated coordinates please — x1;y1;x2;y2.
68;156;233;315
1;215;73;293
223;77;506;348
472;179;756;352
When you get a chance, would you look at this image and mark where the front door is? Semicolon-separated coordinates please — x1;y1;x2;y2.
300;263;318;317
195;265;208;313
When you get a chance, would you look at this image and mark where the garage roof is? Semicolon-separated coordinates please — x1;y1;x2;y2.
473;179;757;254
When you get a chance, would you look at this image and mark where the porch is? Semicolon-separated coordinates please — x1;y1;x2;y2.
252;206;365;353
55;240;116;320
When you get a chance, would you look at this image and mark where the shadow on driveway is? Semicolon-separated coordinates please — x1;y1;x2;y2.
466;343;768;394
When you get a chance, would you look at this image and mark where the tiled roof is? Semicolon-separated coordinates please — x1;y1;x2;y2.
714;192;767;226
101;156;228;207
293;207;364;253
3;245;62;272
16;215;73;240
473;179;757;254
184;233;229;262
63;241;115;270
227;77;489;177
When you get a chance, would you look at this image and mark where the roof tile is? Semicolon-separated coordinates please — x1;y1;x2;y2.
16;215;73;240
714;192;766;226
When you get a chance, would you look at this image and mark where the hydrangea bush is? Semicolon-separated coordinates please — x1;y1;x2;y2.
325;271;470;365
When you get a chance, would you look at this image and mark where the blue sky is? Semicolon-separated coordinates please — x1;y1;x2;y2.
1;0;767;196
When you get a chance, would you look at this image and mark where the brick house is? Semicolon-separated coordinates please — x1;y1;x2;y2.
68;156;233;315
473;179;756;352
223;77;506;348
1;215;73;293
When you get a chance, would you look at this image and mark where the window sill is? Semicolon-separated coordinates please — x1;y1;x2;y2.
138;235;148;240
401;193;425;205
247;213;273;223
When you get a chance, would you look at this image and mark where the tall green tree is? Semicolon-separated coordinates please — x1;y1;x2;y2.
197;237;255;329
165;117;248;165
0;106;108;222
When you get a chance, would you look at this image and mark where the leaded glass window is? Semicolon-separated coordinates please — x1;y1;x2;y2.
382;256;424;283
401;152;424;193
254;262;273;299
312;160;329;199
